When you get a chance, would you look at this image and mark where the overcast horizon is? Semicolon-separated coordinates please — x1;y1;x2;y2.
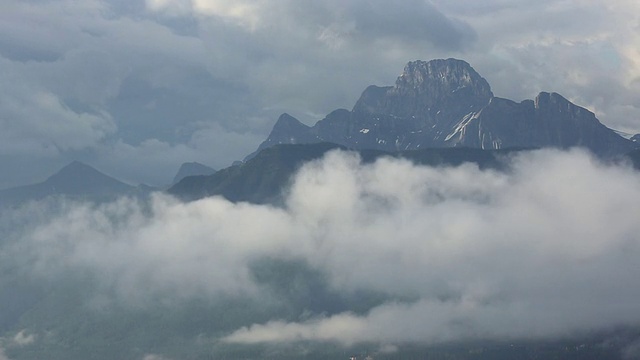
2;0;640;187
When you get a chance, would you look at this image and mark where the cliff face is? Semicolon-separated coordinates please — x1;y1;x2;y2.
248;58;635;159
445;92;631;155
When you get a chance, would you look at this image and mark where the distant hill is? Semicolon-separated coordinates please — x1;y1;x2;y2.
0;161;142;206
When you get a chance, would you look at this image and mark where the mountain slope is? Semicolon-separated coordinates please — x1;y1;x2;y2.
445;92;631;155
170;143;520;204
170;143;346;204
249;59;635;158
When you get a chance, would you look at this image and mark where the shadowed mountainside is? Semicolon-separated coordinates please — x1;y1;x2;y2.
169;142;524;204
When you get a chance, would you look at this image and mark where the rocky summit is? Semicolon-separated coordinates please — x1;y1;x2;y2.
248;58;636;159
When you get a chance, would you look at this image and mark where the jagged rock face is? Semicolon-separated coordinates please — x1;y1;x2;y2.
249;58;635;159
244;113;320;160
358;59;492;120
446;92;633;155
267;113;319;145
350;59;494;146
532;92;627;153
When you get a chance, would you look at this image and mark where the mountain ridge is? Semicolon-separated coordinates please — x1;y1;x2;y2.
248;58;636;159
171;143;524;205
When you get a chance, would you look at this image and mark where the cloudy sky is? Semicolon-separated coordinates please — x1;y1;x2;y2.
2;0;640;187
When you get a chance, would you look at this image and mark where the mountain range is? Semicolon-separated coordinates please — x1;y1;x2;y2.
2;58;639;207
170;58;639;204
248;58;636;159
0;161;213;206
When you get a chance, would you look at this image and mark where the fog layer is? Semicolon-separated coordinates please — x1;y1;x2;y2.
3;149;640;347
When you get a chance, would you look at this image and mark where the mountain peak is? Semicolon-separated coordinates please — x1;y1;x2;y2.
393;58;493;100
534;91;595;119
172;162;216;184
48;161;104;182
272;113;308;132
352;58;493;122
45;161;132;194
534;92;563;107
250;58;636;157
0;161;135;204
243;113;320;161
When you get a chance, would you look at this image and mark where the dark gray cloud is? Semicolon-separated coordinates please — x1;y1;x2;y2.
346;0;476;50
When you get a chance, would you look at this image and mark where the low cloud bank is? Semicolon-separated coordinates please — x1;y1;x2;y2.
3;149;640;346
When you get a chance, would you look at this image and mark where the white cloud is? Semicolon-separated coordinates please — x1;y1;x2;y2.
22;194;295;303
145;0;263;29
6;149;640;346
192;0;261;28
229;149;639;344
142;354;173;360
12;331;35;347
145;0;189;14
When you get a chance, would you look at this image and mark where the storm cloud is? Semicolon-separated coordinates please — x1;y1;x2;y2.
3;149;640;347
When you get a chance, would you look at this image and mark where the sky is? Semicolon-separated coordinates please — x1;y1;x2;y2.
4;3;640;356
3;148;640;356
2;0;640;188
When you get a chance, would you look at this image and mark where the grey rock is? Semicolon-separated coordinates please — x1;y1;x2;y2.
251;58;636;157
